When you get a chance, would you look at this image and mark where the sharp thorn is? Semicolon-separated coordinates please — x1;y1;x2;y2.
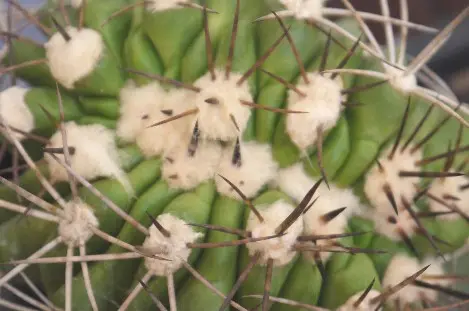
320;207;347;223
353;278;376;308
146;211;171;238
50;15;71;41
276;178;323;235
217;174;263;222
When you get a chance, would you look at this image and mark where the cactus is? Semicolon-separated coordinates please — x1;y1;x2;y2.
1;0;469;310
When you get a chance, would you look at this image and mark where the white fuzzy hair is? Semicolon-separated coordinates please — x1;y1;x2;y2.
51;0;82;9
137;88;195;158
302;195;349;262
364;145;422;213
275;163;361;217
246;200;303;266
193;69;252;142
383;64;418;94
44;122;132;193
428;172;469;220
286;72;343;150
382;254;449;308
382;254;421;308
45;26;104;90
162;139;222;190
143;213;203;276
215;141;278;200
70;0;83;8
337;289;382;311
280;0;327;19
363;204;416;241
0;86;34;140
418;258;450;302
275;163;361;261
116;81;166;143
58;200;99;247
145;0;191;12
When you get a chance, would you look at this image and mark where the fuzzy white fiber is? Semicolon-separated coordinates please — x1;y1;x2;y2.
58;200;99;247
162;139;222;190
142;213;202;276
246;200;303;266
428;172;469;220
215;142;278;200
384;64;418;94
116;81;166;143
193;69;252;142
275;163;361;217
44;122;132;193
70;0;83;8
364;145;421;213
302;195;349;262
382;254;421;308
51;0;82;8
418;258;450;302
286;72;343;150
336;289;382;311
137;88;195;158
145;0;191;12
274;164;317;202
275;163;361;261
0;87;34;140
382;255;448;308
365;204;416;241
45;26;104;89
280;0;327;19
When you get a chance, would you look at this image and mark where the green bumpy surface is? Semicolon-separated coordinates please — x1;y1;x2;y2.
1;0;469;310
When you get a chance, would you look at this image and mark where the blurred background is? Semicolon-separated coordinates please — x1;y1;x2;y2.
1;0;469;310
328;0;469;102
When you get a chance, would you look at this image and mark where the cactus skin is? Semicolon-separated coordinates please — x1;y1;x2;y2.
1;1;469;310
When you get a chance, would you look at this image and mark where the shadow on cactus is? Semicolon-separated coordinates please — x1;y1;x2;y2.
1;0;469;310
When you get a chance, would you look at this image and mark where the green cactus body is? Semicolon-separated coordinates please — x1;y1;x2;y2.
1;1;469;310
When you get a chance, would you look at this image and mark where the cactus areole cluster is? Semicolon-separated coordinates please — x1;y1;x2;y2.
1;0;469;311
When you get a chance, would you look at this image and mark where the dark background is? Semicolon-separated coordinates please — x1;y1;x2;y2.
328;0;469;102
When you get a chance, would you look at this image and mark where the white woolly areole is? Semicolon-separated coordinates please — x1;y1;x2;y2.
215;142;278;199
428;172;469;220
145;0;190;12
418;258;450;302
70;0;83;8
383;255;447;308
302;193;349;261
116;81;166;143
286;72;343;150
0;87;34;140
275;163;361;217
336;289;382;311
364;145;422;212
51;0;82;8
274;163;317;203
162;139;222;190
142;214;202;276
364;203;416;241
193;69;252;141
275;163;360;261
246;200;303;266
280;0;327;19
44;122;132;193
45;27;104;89
382;254;421;308
384;64;418;94
58;200;98;247
137;89;195;158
